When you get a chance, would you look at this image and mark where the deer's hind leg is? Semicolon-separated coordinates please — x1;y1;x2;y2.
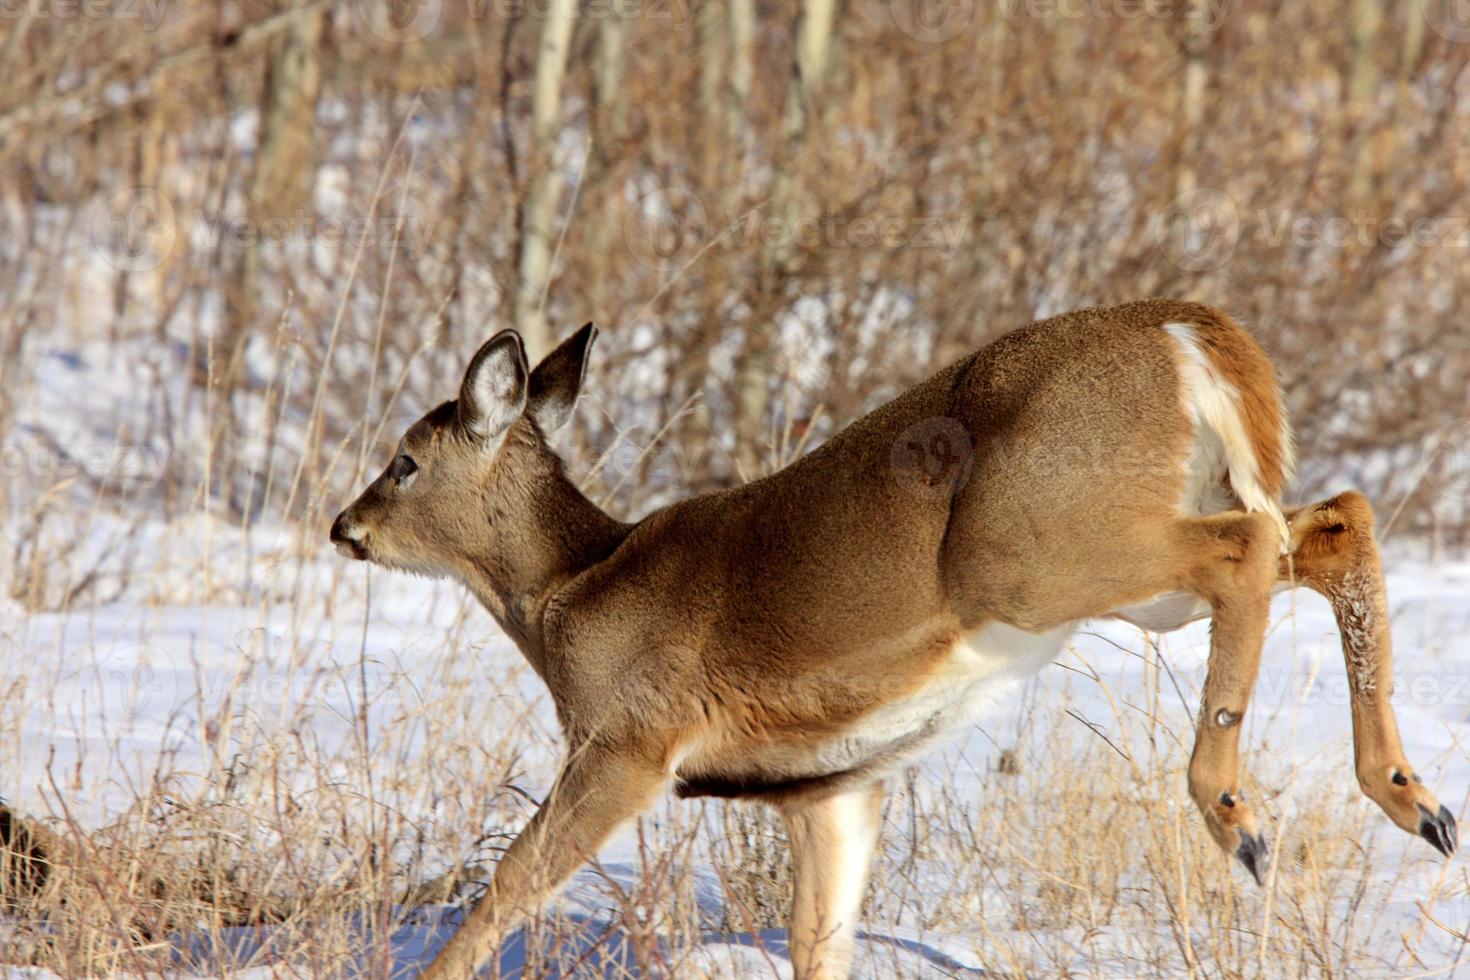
1176;509;1282;883
779;782;885;980
1283;491;1457;856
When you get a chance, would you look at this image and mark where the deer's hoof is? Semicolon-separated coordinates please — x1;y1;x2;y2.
1418;803;1458;857
1235;830;1268;885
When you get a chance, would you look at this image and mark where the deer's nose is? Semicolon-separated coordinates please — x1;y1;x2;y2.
330;513;368;560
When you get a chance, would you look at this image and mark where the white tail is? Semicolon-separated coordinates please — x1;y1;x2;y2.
1166;321;1292;546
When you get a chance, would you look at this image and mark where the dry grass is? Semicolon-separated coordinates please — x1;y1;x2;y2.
0;240;1466;975
3;3;1470;974
2;492;1469;977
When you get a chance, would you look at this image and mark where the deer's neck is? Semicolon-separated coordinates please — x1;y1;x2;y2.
464;468;628;670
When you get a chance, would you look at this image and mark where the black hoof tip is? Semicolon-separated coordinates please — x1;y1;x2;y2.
1418;803;1458;858
1235;831;1268;885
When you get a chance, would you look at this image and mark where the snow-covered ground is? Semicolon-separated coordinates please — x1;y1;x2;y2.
3;508;1468;977
4;307;1468;975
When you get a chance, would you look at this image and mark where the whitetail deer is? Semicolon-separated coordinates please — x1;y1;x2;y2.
331;299;1455;979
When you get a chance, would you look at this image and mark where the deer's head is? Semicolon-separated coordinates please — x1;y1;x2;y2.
330;323;599;583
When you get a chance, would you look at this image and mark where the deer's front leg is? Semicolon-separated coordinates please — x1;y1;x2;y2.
420;742;668;979
1284;492;1457;856
1181;511;1281;883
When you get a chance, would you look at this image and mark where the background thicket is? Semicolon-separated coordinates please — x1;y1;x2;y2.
2;0;1468;571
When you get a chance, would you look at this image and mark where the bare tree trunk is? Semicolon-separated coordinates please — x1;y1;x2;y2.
977;3;1008;199
698;0;754;188
1346;0;1382;207
687;0;754;482
1173;1;1208;199
771;0;837;262
216;8;323;510
1158;0;1211;290
698;0;729;188
737;0;834;478
729;0;755;127
593;11;631;152
111;104;169;331
228;7;324;377
585;11;633;317
512;0;577;360
1387;3;1428;211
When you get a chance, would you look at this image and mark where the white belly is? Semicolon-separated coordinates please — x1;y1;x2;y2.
1112;591;1212;632
812;620;1074;774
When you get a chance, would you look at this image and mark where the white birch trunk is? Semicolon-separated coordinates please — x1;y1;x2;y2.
512;0;577;360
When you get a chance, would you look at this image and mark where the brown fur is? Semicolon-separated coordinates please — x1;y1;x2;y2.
330;302;1453;979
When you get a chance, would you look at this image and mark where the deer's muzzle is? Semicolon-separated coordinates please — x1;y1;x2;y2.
330;512;368;560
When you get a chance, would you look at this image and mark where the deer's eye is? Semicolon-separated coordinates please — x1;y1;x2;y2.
390;454;418;485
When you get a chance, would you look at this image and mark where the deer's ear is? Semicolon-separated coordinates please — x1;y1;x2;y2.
527;322;598;432
459;330;528;443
